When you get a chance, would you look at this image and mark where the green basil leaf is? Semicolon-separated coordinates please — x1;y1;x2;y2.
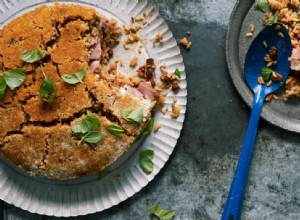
3;68;26;90
40;77;57;101
106;124;125;137
261;67;272;81
174;68;181;78
21;49;44;63
254;0;268;12
264;11;279;26
61;69;86;84
80;131;103;144
138;118;154;139
0;77;7;100
150;203;175;220
140;149;154;175
72;113;101;134
121;107;144;124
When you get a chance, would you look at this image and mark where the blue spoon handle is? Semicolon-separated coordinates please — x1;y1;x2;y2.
221;91;265;220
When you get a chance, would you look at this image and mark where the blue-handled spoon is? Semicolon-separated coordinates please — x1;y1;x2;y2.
221;23;292;220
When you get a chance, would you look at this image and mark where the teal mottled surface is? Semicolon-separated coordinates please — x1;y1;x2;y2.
1;0;300;219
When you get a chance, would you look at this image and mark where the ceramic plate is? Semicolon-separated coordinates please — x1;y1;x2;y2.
0;0;186;217
227;0;300;132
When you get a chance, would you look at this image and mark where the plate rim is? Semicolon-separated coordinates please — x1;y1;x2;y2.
0;0;187;217
226;0;300;133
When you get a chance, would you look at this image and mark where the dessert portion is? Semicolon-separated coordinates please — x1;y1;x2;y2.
0;4;162;179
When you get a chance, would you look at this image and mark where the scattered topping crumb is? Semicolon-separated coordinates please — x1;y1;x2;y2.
245;32;253;37
277;31;284;38
179;37;192;49
153;123;161;132
265;94;279;102
129;56;138;68
137;58;156;87
172;82;180;91
263;41;268;48
171;103;180;119
160;106;168;114
271;70;283;82
153;33;164;47
123;32;140;49
266;80;272;87
250;23;255;32
186;31;191;36
257;76;264;84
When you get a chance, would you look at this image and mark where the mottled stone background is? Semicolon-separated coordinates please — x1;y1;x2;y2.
1;0;300;219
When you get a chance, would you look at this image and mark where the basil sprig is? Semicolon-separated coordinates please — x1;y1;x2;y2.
0;77;7;99
62;69;86;84
3;68;26;90
40;65;57;101
72;111;103;144
20;49;44;63
261;67;272;82
138;118;154;139
139;149;154;174
264;11;279;26
174;68;181;78
150;203;175;220
106;124;125;137
121;107;144;124
254;0;268;12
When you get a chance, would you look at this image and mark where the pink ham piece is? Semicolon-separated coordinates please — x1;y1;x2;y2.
125;86;144;98
90;36;98;46
137;82;159;100
88;60;100;73
90;40;102;60
290;46;300;71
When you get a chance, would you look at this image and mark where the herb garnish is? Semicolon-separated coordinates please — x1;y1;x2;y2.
264;11;279;26
3;68;26;90
39;65;57;101
62;69;86;84
174;68;181;78
150;203;175;220
121;107;144;124
254;0;268;12
106;124;125;137
0;77;7;99
139;149;154;174
72;110;103;144
138;118;154;139
20;49;44;63
261;67;272;81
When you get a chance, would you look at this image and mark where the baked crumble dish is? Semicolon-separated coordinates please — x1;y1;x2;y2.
0;4;162;179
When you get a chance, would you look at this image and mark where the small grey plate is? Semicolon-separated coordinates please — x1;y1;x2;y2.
227;0;300;132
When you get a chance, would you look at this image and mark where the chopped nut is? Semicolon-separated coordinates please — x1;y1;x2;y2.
142;19;148;25
179;37;192;49
271;71;283;82
267;61;273;67
153;32;164;47
160;72;178;83
250;23;255;32
171;104;180;119
265;94;273;101
129;56;138;68
245;32;253;37
268;47;278;59
186;31;191;36
273;94;279;100
153;123;161;132
266;80;272;87
257;76;264;84
137;58;156;87
263;41;268;48
160;106;168;114
172;82;180;91
134;16;143;22
278;32;284;38
275;24;281;30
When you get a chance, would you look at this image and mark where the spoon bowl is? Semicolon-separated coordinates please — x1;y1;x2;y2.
221;23;292;220
245;23;292;95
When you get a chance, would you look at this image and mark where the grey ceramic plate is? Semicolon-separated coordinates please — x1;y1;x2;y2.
227;0;300;132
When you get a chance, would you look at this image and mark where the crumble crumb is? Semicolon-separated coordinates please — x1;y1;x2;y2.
129;56;138;68
171;103;180;119
153;33;164;47
153;123;161;132
186;31;191;36
160;106;168;114
179;37;192;49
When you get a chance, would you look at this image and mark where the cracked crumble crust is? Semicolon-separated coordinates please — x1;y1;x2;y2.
0;4;156;179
